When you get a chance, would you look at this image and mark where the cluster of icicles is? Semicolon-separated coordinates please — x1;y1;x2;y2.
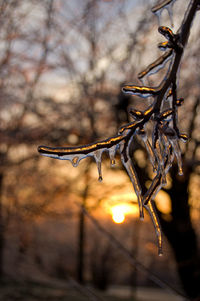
38;0;188;255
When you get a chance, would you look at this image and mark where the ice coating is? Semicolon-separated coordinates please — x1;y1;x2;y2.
37;0;196;256
152;0;177;28
158;26;175;42
38;134;124;181
122;85;159;98
143;173;163;205
169;138;183;175
138;50;173;80
94;150;103;182
155;139;167;185
166;2;174;27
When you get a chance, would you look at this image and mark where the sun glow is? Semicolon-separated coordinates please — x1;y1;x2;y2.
112;209;125;224
111;203;137;224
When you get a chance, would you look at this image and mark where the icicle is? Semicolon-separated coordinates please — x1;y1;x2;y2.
109;145;117;167
143;172;163;205
152;0;176;28
138;50;173;80
161;133;171;159
155;138;167;185
164;144;174;173
169;138;183;175
137;129;157;170
153;10;162;27
122;85;159;98
166;3;174;27
144;200;163;256
120;140;144;219
94;150;103;182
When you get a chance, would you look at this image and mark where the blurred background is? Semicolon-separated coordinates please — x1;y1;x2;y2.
0;0;200;300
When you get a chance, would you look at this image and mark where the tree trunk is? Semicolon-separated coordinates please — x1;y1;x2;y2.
159;165;200;299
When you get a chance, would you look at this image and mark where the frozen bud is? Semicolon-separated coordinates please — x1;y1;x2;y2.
166;89;173;99
158;41;172;51
179;133;188;142
158;26;175;42
176;98;184;106
129;109;144;120
159;109;173;121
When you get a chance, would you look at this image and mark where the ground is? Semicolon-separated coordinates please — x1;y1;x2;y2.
0;279;184;301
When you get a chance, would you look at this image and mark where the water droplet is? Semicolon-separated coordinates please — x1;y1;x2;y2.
98;176;103;182
71;156;79;167
94;150;103;182
178;169;183;176
109;146;116;167
111;159;115;166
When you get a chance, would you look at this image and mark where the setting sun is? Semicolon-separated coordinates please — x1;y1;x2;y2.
112;209;125;224
111;203;137;224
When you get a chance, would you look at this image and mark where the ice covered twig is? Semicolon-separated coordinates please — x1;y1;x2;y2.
38;0;199;255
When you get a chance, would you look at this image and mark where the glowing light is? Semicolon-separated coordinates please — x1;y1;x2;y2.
110;203;138;224
112;209;125;224
155;190;171;214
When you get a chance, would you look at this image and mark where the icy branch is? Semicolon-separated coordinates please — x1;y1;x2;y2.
38;0;199;255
